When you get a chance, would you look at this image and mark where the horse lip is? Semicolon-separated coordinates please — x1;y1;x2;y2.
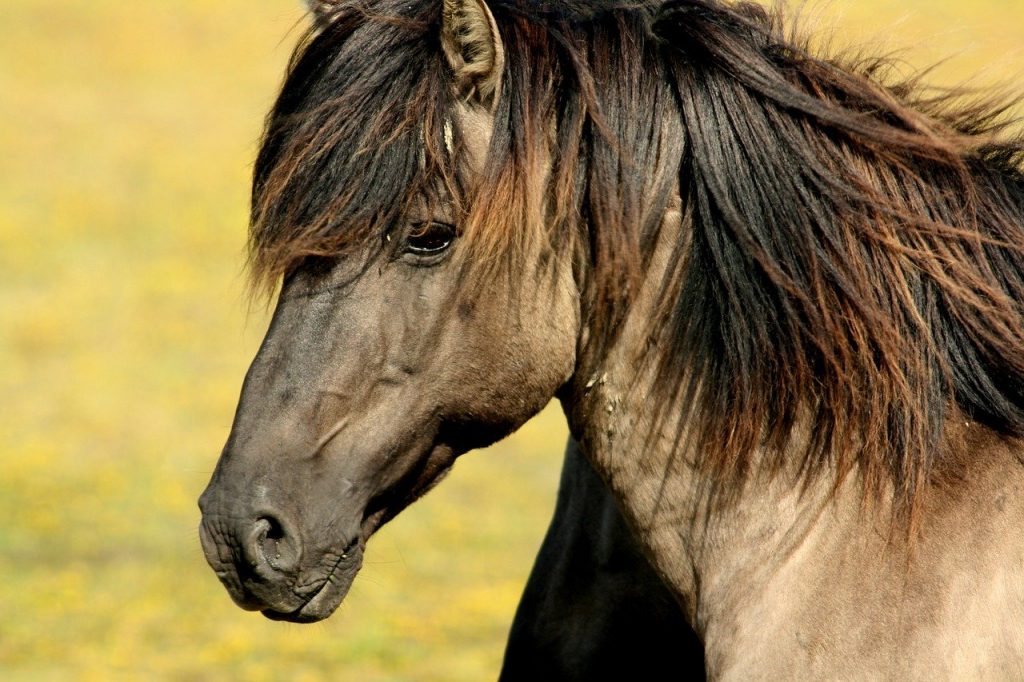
260;541;364;623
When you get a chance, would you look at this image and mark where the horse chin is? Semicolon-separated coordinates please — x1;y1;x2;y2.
260;543;365;624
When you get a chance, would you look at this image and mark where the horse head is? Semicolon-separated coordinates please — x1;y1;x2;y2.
198;0;579;622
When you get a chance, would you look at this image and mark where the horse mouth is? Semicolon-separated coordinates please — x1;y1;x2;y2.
258;447;454;624
261;540;364;624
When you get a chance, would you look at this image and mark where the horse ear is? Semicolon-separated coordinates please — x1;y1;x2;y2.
306;0;339;26
441;0;505;108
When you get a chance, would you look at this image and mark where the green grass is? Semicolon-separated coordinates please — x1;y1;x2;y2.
0;1;1020;679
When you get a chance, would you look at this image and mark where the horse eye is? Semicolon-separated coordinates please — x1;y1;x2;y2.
404;222;456;256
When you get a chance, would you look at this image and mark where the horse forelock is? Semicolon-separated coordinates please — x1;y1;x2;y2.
249;0;467;295
250;0;1024;521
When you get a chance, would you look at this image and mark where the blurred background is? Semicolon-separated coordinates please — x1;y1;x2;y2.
1;1;1020;679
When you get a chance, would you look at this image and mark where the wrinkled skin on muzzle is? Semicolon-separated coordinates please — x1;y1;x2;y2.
199;242;578;622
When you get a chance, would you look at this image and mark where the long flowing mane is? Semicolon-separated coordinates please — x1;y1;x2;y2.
250;0;1024;515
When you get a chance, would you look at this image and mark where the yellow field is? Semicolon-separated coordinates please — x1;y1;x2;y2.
1;1;1020;679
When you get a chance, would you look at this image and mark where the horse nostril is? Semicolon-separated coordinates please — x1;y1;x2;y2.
245;514;300;575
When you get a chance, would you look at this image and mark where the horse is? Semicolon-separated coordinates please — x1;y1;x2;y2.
198;0;1024;677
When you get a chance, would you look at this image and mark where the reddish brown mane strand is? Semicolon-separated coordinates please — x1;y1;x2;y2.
251;0;1024;518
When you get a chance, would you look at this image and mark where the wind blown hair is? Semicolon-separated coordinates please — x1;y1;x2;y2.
251;0;1024;515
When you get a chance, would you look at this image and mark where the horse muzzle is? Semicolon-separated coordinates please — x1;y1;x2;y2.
198;508;364;623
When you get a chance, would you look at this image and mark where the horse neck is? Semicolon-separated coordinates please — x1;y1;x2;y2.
564;326;1024;675
560;189;1024;667
560;193;893;625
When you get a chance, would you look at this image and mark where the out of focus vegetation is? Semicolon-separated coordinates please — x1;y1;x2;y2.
0;1;1020;679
